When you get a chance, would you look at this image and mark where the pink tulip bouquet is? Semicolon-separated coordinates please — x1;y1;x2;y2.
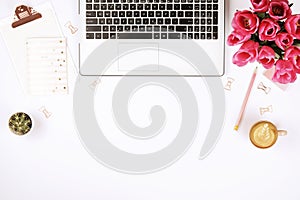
227;0;300;84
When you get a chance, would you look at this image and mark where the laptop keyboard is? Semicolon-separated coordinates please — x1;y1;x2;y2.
85;0;219;40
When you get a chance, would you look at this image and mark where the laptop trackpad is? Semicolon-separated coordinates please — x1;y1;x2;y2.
118;43;159;72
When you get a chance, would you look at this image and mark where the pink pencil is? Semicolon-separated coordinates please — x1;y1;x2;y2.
234;67;258;131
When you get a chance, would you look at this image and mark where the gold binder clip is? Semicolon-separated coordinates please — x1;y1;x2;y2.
12;5;42;28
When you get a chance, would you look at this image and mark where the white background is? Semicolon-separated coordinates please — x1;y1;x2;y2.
1;0;300;200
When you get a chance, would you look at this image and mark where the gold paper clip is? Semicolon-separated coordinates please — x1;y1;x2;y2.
12;5;42;28
257;82;271;94
260;105;273;115
224;77;235;91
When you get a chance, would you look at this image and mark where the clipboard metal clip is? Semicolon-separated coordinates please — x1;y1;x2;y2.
12;5;42;28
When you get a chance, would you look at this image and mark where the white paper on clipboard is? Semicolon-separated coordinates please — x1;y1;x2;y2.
0;2;74;95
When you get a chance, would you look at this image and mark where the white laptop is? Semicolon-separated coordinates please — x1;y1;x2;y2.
78;0;225;76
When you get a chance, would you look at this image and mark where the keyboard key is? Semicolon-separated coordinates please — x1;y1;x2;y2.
86;0;92;2
94;4;100;10
119;11;125;17
200;33;205;39
139;26;146;31
181;4;193;10
168;33;180;39
137;4;143;10
103;26;109;31
96;33;101;39
154;26;160;32
172;19;178;24
168;26;175;32
143;18;149;24
101;4;107;10
159;4;165;10
146;26;152;31
110;26;117;31
136;18;142;24
152;4;158;10
105;11;110;17
103;33;109;39
213;26;218;32
174;4;180;10
134;11;140;17
118;33;152;39
108;4;114;10
207;4;212;10
178;11;184;17
188;33;193;39
207;33;212;39
213;4;218;10
213;11;218;24
207;18;212;24
117;26;123;31
150;19;156;24
128;18;134;24
195;11;199;17
112;11;118;17
156;11;162;17
126;11;132;17
161;26;168;32
148;11;154;17
154;33;160;39
86;33;94;39
185;11;193;17
163;11;169;17
123;4;129;10
188;26;193;32
86;18;98;24
125;26;131;31
106;18;112;24
213;32;218;39
179;19;193;24
207;11;212;17
86;26;101;31
194;26;200;32
132;26;138;31
86;11;96;17
141;11;147;17
165;18;171;24
145;4;151;10
182;33;187;39
97;11;104;17
170;11;176;17
130;4;136;10
158;18;163;24
86;4;92;10
116;4;122;10
114;18;120;24
194;33;199;39
161;33;167;39
99;18;105;24
121;18;127;24
176;26;187;32
167;4;173;10
110;33;116;39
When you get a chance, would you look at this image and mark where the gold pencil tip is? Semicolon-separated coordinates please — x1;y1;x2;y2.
234;125;239;131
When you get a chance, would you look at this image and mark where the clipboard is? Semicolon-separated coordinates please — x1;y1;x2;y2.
0;2;72;95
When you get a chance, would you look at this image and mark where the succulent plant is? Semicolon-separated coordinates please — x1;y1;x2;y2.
8;112;32;135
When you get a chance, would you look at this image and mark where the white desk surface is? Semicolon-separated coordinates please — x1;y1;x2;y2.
1;0;300;200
